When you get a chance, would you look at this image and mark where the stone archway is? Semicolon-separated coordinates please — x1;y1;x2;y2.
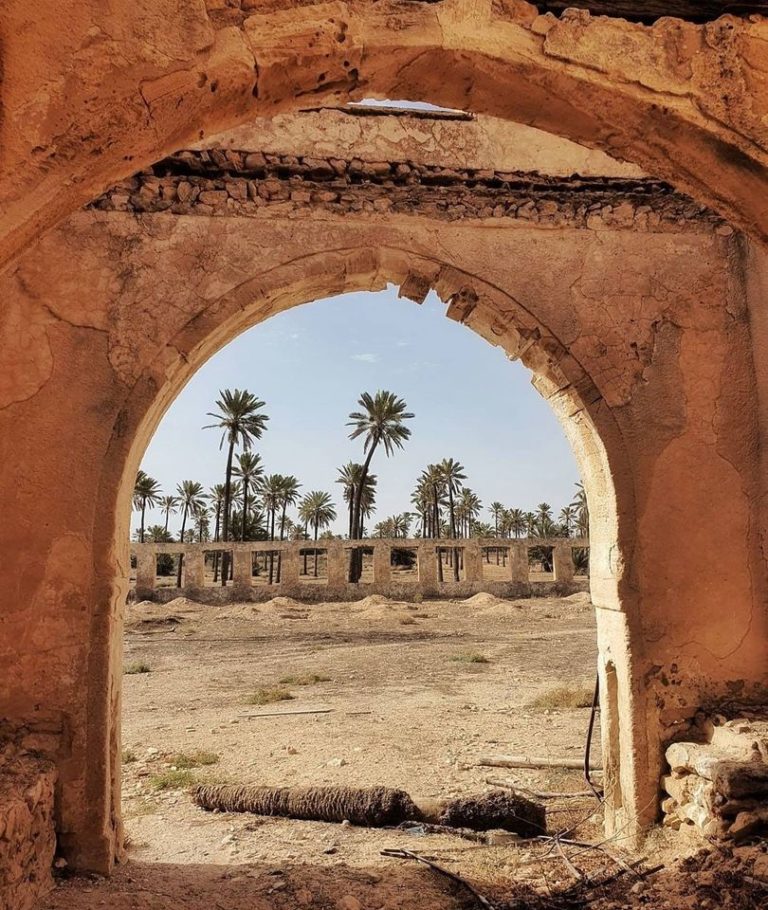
6;160;766;872
3;1;768;271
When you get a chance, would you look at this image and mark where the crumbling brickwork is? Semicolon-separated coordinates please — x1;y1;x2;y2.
92;149;723;232
0;744;57;910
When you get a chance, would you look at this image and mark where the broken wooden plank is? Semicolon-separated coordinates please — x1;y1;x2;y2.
478;754;603;772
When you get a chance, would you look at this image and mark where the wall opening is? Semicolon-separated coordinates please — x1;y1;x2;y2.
121;283;610;876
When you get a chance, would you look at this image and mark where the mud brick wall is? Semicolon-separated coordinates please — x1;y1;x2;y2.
0;745;57;910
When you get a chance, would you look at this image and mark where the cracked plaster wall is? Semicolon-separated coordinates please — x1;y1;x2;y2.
0;200;765;868
2;0;768;274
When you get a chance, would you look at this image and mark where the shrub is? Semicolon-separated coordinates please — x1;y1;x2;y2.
149;769;195;791
528;685;594;710
246;687;295;705
170;750;219;769
278;673;330;686
122;749;138;764
124;661;151;675
449;652;490;664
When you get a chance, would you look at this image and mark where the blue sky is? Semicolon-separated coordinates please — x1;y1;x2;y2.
136;288;580;536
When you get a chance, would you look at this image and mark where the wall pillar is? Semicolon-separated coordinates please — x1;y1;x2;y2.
373;543;391;585
232;548;251;595
464;542;482;582
183;547;204;592
135;548;155;597
280;546;299;587
509;542;528;583
553;541;575;584
327;545;347;587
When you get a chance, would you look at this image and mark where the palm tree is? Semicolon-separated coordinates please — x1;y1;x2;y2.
346;391;413;581
159;495;179;535
195;506;211;542
175;480;205;586
571;481;590;538
559;505;576;538
489;500;504;563
336;462;377;539
259;473;286;584
507;507;526;539
205;389;269;586
133;470;162;543
232;451;264;541
302;491;337;577
438;458;466;581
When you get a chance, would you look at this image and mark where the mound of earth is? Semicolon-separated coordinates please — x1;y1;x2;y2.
125;597;202;628
216;603;262;620
562;591;591;605
262;596;306;611
464;592;505;608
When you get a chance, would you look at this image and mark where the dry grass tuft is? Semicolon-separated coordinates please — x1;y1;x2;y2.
247;686;295;705
149;769;195;791
124;661;151;675
122;749;138;764
278;673;331;686
170;750;219;769
449;652;490;664
528;685;594;710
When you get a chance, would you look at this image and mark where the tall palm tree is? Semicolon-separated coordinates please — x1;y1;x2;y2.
571;481;590;538
559;505;576;538
175;480;205;586
346;391;413;581
232;451;264;541
259;473;287;584
159;495;179;535
336;462;376;539
507;507;526;539
133;470;162;543
438;458;466;581
303;491;337;577
490;501;504;538
195;506;211;542
204;389;269;586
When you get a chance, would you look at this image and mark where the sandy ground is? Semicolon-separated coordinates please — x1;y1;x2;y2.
44;591;766;909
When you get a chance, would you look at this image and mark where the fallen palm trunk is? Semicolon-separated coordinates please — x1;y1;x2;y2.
194;783;418;826
194;783;546;835
478;754;603;772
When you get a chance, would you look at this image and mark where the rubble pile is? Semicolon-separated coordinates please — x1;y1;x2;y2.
662;714;768;840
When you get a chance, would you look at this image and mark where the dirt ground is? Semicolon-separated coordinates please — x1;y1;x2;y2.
44;591;768;909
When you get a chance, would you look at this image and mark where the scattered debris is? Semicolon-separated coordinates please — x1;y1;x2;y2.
478;754;603;772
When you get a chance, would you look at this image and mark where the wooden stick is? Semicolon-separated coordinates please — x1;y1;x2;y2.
382;848;497;910
485;776;594;799
478;755;603;772
240;708;333;718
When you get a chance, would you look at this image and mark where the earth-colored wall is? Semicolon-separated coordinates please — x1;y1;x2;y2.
1;180;766;868
3;1;768;271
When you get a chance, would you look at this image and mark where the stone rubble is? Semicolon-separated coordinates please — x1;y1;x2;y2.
661;713;768;840
89;148;725;233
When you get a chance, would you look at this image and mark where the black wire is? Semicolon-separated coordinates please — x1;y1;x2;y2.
584;673;604;801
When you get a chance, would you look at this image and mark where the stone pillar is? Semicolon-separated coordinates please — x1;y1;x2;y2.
553;541;574;583
232;547;251;593
464;542;482;582
373;543;391;585
419;544;438;591
280;545;299;588
135;547;155;596
183;547;205;591
509;542;528;582
327;544;347;588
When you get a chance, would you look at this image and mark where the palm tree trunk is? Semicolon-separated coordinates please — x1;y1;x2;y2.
277;501;288;583
213;504;221;582
313;523;319;578
220;437;236;587
268;508;276;584
176;504;188;587
140;499;147;543
350;441;378;581
448;487;459;582
303;521;309;575
241;480;249;542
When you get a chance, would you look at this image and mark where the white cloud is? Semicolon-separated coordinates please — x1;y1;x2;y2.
352;353;379;363
396;340;411;348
